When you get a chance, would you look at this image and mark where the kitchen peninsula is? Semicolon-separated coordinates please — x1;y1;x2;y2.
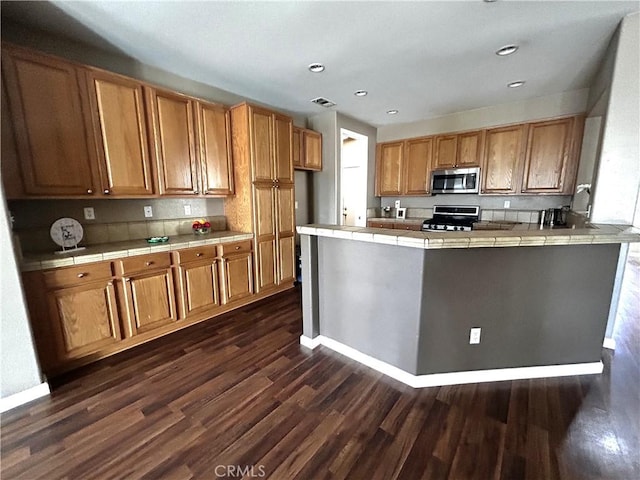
297;223;640;387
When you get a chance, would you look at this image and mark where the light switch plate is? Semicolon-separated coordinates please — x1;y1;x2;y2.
144;206;153;218
83;207;95;220
184;204;192;215
295;201;299;210
469;328;481;345
503;200;511;209
394;200;401;209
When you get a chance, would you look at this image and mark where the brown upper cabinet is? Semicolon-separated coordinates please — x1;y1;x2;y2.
521;117;580;194
2;44;234;199
376;137;433;196
146;88;199;195
433;130;483;170
376;114;583;197
85;69;155;196
2;46;98;196
376;141;404;196
293;126;322;171
196;101;234;195
481;125;527;194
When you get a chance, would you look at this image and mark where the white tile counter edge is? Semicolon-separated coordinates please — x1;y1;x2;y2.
300;335;603;388
297;224;640;249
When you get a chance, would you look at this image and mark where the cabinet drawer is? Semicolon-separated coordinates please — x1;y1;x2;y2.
173;245;217;264
393;223;422;231
217;240;252;257
43;262;113;288
116;252;172;276
367;221;392;228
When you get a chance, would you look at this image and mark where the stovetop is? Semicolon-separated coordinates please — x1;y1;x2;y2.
422;205;480;232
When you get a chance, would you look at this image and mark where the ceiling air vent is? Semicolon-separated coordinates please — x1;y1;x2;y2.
311;97;336;108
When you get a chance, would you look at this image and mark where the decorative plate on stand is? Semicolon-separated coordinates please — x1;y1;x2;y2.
50;217;85;253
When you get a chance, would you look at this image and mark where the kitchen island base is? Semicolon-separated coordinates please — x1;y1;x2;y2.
299;234;619;387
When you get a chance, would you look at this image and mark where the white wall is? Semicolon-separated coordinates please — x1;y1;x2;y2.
377;89;589;142
0;184;43;399
590;12;640;225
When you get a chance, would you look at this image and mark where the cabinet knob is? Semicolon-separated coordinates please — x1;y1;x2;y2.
107;281;113;287
145;261;154;266
77;273;87;278
103;189;110;194
235;246;240;250
196;253;203;257
87;189;93;194
193;190;199;194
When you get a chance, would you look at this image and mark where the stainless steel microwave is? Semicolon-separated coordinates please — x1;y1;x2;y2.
431;167;480;194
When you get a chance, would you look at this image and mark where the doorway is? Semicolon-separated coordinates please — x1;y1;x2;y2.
340;129;368;227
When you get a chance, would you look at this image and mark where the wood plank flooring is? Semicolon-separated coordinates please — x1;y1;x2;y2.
2;251;639;479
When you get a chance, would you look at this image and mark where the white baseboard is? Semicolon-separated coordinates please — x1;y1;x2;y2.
300;335;603;388
299;335;322;349
0;382;50;413
603;337;616;350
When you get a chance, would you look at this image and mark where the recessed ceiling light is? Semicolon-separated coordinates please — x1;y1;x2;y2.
496;45;519;56
484;0;498;3
354;90;368;97
387;109;399;115
308;63;325;73
507;81;526;88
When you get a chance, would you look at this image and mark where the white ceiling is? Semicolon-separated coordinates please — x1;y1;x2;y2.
2;1;639;127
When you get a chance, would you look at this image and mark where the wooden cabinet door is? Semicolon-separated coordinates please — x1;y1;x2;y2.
220;252;254;304
47;280;121;360
434;135;457;169
147;89;199;195
304;130;322;171
250;107;274;183
457;130;483;167
521;118;574;194
275;183;295;284
376;142;404;196
121;268;177;336
292;127;303;169
2;47;96;196
481;125;526;194
86;70;154;195
1;81;24;199
176;260;220;319
274;113;293;182
196;102;234;195
404;137;433;195
253;183;277;292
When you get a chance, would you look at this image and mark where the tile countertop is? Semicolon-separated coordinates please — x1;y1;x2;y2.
20;231;253;271
297;223;640;249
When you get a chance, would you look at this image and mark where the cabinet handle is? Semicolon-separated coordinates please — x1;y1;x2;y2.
77;273;87;278
103;189;110;194
235;246;240;250
87;189;93;194
107;281;113;286
145;261;154;266
196;253;203;257
193;190;199;194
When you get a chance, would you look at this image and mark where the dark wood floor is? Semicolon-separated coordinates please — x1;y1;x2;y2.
2;250;639;480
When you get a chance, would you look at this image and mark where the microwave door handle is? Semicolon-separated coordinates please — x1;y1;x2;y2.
462;175;468;190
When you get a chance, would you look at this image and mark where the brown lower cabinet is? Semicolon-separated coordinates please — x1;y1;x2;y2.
115;252;178;337
22;240;261;376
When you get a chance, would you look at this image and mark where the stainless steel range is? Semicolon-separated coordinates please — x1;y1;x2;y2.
422;205;480;232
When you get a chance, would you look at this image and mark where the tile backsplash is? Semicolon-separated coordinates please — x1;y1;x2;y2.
9;198;228;253
368;207;544;224
15;216;228;253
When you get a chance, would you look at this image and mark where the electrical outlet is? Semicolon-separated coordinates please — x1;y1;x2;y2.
144;206;153;218
295;201;299;210
503;200;511;209
184;204;192;215
394;200;401;209
469;328;481;345
83;207;95;220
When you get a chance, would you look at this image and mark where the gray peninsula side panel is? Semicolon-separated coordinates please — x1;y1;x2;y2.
417;244;620;374
317;237;424;374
